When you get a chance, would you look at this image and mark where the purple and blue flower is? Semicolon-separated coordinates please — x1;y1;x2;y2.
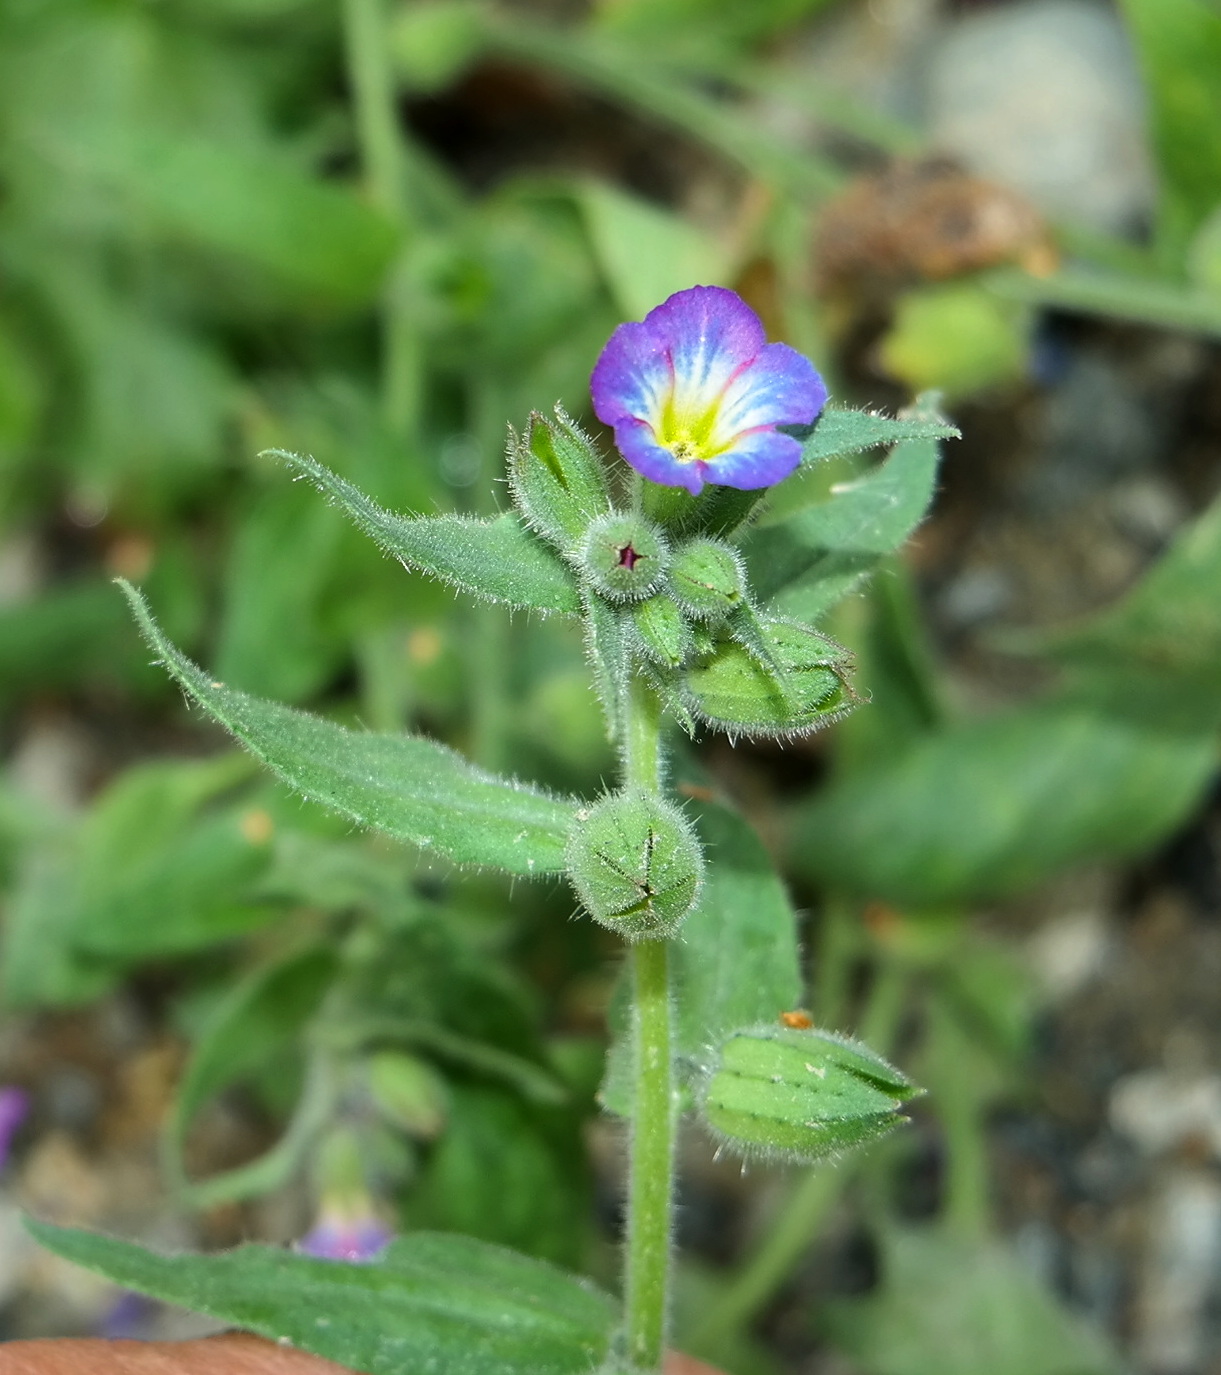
590;285;828;496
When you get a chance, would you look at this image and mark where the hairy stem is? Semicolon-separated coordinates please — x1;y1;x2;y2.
623;675;674;1371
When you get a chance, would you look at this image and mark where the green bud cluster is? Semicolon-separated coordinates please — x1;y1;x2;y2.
565;789;703;940
506;408;860;750
699;1023;922;1163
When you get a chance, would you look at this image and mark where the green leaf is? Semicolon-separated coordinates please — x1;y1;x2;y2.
1119;0;1221;249
700;1024;920;1162
95;132;400;304
120;583;578;875
793;704;1217;906
795;404;959;475
215;482;347;703
1033;483;1221;710
168;947;337;1196
822;1228;1121;1375
415;1085;590;1267
748;435;943;620
27;1221;618;1375
273;450;582;616
576;179;729;320
674;800;801;1058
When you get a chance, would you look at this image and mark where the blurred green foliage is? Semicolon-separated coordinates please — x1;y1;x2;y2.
3;1;1221;1372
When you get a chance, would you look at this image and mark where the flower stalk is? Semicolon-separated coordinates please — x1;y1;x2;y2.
622;676;676;1371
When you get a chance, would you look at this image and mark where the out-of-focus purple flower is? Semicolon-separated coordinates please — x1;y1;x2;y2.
102;1290;159;1339
0;1086;29;1171
297;1209;392;1263
590;285;828;496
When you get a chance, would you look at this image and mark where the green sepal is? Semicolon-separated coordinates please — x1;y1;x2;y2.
640;481;768;542
507;407;612;552
565;788;704;941
700;1023;922;1163
271;450;581;616
580;587;632;745
683;619;857;738
629;594;694;670
669;537;747;622
120;582;578;875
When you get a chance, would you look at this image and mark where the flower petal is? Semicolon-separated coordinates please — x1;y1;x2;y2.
591;285;765;432
700;427;806;490
612;418;710;495
591;285;829;494
712;342;828;446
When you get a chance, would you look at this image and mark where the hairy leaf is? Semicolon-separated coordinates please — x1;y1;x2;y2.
27;1222;618;1375
121;583;578;875
748;436;942;619
274;450;582;615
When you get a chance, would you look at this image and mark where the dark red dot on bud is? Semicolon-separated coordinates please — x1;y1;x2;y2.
617;545;640;571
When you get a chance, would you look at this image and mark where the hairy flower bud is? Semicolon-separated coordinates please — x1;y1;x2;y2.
507;406;611;551
684;619;856;737
700;1023;921;1162
630;594;693;669
579;513;670;602
566;789;703;940
669;538;747;621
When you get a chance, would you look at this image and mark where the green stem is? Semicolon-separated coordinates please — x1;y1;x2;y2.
341;0;422;438
623;675;674;1372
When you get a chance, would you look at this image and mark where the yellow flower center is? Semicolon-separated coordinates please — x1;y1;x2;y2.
658;390;727;465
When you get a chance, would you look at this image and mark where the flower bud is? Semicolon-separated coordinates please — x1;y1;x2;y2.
630;594;693;670
700;1023;921;1163
684;619;856;737
566;789;703;940
507;407;611;551
367;1050;449;1141
579;513;670;602
669;538;747;621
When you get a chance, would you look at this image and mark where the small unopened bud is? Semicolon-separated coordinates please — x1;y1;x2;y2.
367;1051;448;1140
684;619;856;737
507;407;611;551
579;514;670;602
700;1024;921;1163
630;594;693;669
669;538;746;621
566;789;703;940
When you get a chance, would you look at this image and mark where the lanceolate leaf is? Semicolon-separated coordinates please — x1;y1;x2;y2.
798;405;960;470
120;583;577;875
748;436;942;620
274;450;582;616
27;1222;618;1375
